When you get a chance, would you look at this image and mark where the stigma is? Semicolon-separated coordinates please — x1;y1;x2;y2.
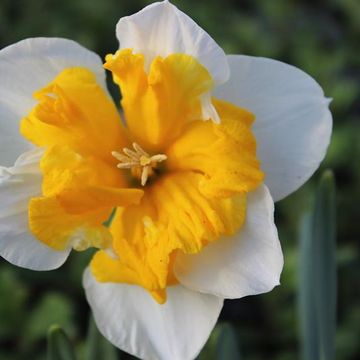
112;143;167;186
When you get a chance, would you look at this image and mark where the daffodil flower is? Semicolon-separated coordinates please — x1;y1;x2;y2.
0;1;332;359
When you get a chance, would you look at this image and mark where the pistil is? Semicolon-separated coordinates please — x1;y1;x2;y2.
112;143;167;186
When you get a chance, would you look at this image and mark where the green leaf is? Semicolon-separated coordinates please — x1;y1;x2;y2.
299;213;319;360
216;323;241;360
313;170;337;360
47;325;77;360
299;170;337;360
85;316;101;360
85;315;118;360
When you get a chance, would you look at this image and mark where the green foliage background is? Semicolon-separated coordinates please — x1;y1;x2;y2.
0;0;359;359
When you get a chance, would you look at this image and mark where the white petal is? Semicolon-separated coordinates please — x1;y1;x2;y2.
214;55;333;201
174;185;283;299
0;37;106;167
116;1;229;85
83;269;223;360
0;149;70;270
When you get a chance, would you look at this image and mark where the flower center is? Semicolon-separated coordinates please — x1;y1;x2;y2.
112;143;167;186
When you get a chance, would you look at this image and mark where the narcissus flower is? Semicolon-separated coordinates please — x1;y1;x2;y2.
0;1;332;359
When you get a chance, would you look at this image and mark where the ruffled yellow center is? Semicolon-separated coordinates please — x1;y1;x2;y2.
20;48;264;303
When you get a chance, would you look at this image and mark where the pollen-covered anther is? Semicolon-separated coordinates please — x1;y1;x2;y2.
112;143;167;186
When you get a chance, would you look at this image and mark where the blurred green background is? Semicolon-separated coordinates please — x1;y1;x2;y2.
0;0;359;359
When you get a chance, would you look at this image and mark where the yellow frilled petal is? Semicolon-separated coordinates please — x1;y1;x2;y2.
91;172;247;303
91;249;168;304
20;67;128;158
28;196;112;251
104;49;213;150
39;145;143;209
21;67;144;252
29;145;143;251
167;98;264;197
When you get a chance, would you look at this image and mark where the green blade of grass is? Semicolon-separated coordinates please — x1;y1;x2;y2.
85;315;118;360
216;323;241;360
299;170;337;360
299;213;319;360
313;170;337;360
85;316;101;360
47;324;76;360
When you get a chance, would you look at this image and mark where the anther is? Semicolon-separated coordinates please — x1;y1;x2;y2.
112;143;167;186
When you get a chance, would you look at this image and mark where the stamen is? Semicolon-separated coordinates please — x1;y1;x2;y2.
111;151;131;163
151;154;167;162
133;142;149;157
112;143;167;186
140;156;152;166
141;166;149;186
123;148;140;160
117;162;138;169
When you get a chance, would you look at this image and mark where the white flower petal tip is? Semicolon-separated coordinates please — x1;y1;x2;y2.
175;185;284;299
0;149;71;270
0;37;106;167
83;269;223;360
116;1;229;85
214;55;333;201
201;93;220;123
326;97;333;105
